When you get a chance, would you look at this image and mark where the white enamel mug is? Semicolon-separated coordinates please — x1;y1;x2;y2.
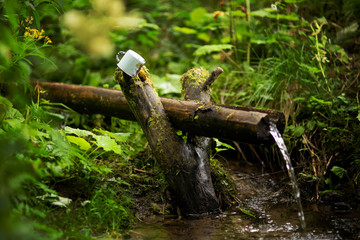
117;50;145;78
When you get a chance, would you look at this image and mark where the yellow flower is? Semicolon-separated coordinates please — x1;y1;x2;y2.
24;27;52;44
45;36;52;44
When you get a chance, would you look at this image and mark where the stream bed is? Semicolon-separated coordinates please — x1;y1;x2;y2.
127;159;360;240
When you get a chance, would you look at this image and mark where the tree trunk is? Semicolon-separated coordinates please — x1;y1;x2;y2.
35;81;285;145
114;67;219;215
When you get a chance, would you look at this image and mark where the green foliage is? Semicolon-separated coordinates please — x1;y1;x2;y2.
194;44;233;56
331;166;347;179
83;183;134;232
239;208;256;218
1;0;360;236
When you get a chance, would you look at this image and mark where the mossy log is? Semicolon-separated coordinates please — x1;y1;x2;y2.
179;67;222;215
35;82;285;145
113;66;219;215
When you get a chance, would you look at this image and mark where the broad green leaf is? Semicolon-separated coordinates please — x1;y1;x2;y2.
65;126;94;137
173;26;197;34
214;138;235;150
140;22;160;30
331;166;347;179
66;135;91;151
93;135;122;154
194;44;233;56
6;107;25;122
293;126;305;137
251;9;271;18
94;128;131;142
3;118;22;130
197;32;210;42
330;44;349;63
189;7;208;25
250;8;299;21
232;10;246;17
113;133;131;142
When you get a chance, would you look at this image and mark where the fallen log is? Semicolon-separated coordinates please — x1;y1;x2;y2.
35;81;285;145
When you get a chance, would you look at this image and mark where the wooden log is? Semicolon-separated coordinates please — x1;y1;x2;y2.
35;81;285;145
179;67;220;214
114;66;219;215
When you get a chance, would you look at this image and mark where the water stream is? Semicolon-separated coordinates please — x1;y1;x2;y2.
125;123;360;239
269;122;306;230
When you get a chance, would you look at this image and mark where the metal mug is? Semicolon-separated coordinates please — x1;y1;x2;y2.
116;50;145;78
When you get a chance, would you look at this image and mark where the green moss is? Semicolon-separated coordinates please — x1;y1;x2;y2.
180;68;209;97
210;158;238;208
226;113;233;120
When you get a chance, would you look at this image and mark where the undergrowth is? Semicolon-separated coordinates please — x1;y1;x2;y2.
1;0;360;238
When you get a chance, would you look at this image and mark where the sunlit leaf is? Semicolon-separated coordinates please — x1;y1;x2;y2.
66;135;91;151
93;135;122;154
214;138;235;150
94;128;131;142
251;9;271;18
65;126;94;137
189;7;208;25
173;26;197;34
194;44;233;56
197;32;210;42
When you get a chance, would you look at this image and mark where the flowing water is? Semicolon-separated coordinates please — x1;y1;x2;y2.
269;122;306;230
127;160;360;239
125;124;360;239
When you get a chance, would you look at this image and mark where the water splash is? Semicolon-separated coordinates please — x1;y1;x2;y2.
269;122;306;230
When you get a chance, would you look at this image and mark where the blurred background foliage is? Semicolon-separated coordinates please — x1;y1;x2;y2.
1;0;360;238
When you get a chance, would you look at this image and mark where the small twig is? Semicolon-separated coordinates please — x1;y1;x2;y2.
203;67;224;89
133;168;153;175
232;141;252;166
344;72;360;92
220;50;242;70
249;145;265;168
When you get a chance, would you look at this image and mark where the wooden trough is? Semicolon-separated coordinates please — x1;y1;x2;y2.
35;81;285;145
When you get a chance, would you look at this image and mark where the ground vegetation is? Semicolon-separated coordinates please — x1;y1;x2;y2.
1;0;359;238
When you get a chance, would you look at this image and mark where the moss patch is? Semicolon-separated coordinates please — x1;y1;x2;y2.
210;158;239;208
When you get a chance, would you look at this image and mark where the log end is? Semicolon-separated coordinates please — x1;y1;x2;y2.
257;111;286;144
